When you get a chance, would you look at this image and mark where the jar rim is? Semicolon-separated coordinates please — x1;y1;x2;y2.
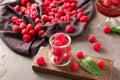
49;33;71;48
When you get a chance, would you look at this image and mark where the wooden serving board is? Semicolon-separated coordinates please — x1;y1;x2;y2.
32;47;113;80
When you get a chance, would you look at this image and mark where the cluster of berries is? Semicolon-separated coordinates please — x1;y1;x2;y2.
10;0;89;42
50;33;72;65
102;0;120;7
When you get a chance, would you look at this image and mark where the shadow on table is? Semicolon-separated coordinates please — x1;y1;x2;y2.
112;67;120;80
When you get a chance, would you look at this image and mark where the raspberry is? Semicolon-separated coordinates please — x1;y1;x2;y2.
70;62;79;71
112;0;120;5
14;5;21;12
53;40;63;46
65;25;74;33
88;34;96;43
22;34;31;42
64;15;71;21
21;0;28;6
62;39;68;45
71;3;76;9
38;30;45;37
48;12;55;16
64;52;72;60
16;19;23;25
26;2;32;8
77;8;84;13
43;1;51;7
12;25;21;32
26;24;33;31
77;12;83;20
30;11;37;19
80;16;89;22
103;0;111;7
10;16;18;23
35;18;41;24
54;33;65;41
97;59;105;68
71;10;77;15
51;18;58;23
21;6;26;14
102;25;111;34
41;15;49;22
48;16;54;21
34;24;41;32
21;29;29;35
19;22;27;30
55;13;61;18
29;30;36;36
76;51;84;59
92;42;101;51
36;56;45;66
53;57;62;64
51;48;61;56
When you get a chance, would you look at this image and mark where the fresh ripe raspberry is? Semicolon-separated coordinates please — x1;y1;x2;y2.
71;0;76;3
60;16;64;21
49;3;56;8
71;3;76;9
26;2;32;8
77;8;84;13
53;39;63;46
64;15;71;21
51;48;60;56
77;12;83;20
80;16;89;22
30;11;37;19
102;25;111;34
22;34;31;42
38;30;45;37
35;18;41;24
65;25;74;33
48;12;55;16
29;29;36;36
51;18;58;23
54;33;65;41
34;24;41;32
97;59;105;68
92;42;101;51
70;62;79;71
53;57;62;64
14;5;21;12
76;51;84;59
10;16;18;23
19;22;27;30
62;39;68;45
21;6;26;14
103;0;111;7
21;29;29;35
43;1;51;7
112;0;120;5
48;16;54;21
21;0;28;6
55;13;61;18
36;56;45;66
12;25;21;32
71;10;77;15
26;24;33;31
16;19;23;25
41;15;49;22
64;52;72;60
88;34;96;43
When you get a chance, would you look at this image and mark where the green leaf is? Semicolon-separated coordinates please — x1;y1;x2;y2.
79;57;102;75
111;27;120;34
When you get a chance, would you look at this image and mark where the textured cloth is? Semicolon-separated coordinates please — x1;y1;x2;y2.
0;0;94;57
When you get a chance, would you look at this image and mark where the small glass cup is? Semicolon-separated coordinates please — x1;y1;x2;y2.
49;33;72;66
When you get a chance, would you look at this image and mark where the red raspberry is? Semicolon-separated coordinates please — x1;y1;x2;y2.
55;13;61;18
88;34;96;43
26;24;33;31
35;18;41;24
80;16;89;22
71;10;77;15
65;24;74;33
64;15;71;21
51;18;58;23
76;51;84;59
43;1;51;7
14;5;21;12
34;24;41;32
10;16;18;23
48;16;54;21
36;56;45;66
21;6;26;14
48;12;55;16
70;62;79;71
19;22;27;30
97;59;105;68
38;30;45;37
21;0;28;6
77;12;83;20
71;3;76;9
112;0;120;5
54;32;65;41
51;48;61;56
29;29;36;36
53;40;63;46
92;42;101;51
16;19;23;25
41;15;49;22
60;16;64;21
22;34;31;42
49;3;56;8
71;0;76;3
103;0;111;7
102;25;111;34
21;29;29;35
51;8;57;13
64;52;72;60
30;11;37;19
53;57;62;64
26;2;32;8
62;39;68;45
77;8;84;13
12;25;21;32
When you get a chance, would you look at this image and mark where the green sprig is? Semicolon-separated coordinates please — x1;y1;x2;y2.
110;27;120;34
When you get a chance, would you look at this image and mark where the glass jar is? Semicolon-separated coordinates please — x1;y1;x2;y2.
49;33;72;66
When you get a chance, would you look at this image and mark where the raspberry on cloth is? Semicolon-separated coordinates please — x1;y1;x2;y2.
0;0;94;57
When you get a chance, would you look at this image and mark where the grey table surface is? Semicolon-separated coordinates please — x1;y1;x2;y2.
0;2;120;80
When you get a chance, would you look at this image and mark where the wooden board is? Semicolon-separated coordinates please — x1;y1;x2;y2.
32;47;113;80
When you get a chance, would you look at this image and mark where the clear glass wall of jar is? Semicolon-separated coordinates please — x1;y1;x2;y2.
49;33;72;66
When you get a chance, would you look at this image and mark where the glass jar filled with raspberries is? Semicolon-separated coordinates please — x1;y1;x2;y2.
49;32;72;66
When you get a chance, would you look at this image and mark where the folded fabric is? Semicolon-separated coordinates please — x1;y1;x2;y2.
0;0;94;57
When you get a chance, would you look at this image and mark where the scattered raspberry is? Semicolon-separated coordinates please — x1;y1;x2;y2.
35;18;41;24
111;0;119;5
21;6;26;14
103;25;111;34
22;34;31;42
97;59;105;68
16;19;23;25
34;24;41;32
88;34;96;43
26;24;33;30
19;22;27;30
29;29;36;36
65;25;74;33
11;16;18;23
92;42;101;51
14;5;21;12
76;51;84;59
12;25;21;32
77;12;83;20
21;29;28;35
21;0;28;6
80;16;89;22
38;30;45;37
103;0;111;7
70;62;79;71
36;56;45;66
41;15;49;22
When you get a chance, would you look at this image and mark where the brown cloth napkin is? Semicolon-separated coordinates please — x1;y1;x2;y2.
0;0;94;57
